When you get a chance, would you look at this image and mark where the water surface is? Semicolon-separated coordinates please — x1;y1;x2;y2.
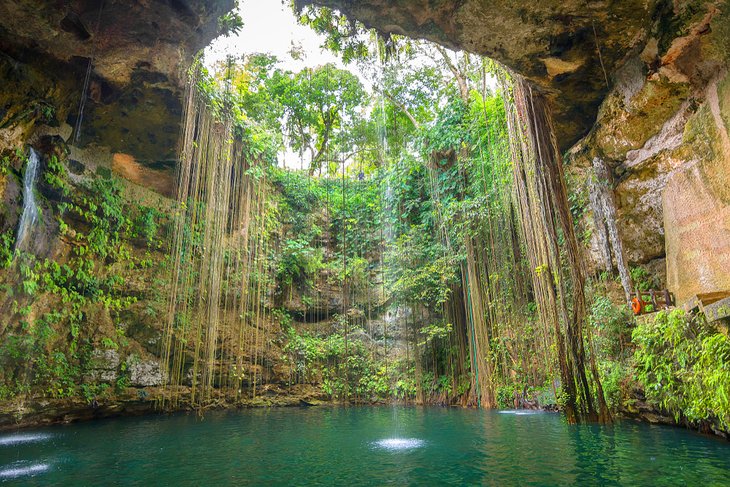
1;407;728;485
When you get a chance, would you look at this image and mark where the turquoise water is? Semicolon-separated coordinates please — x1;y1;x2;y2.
1;407;729;485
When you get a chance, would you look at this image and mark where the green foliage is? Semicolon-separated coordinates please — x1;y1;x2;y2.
598;359;630;411
0;311;81;399
283;326;422;402
330;178;383;257
0;231;15;268
630;265;660;292
633;310;730;429
392;371;418;400
34;351;79;398
419;323;453;345
386;225;457;308
116;360;130;393
271;171;324;245
295;5;370;64
131;206;163;248
218;11;244;37
0;149;168;401
271;167;382;302
421;97;469;154
271;64;367;174
193;60;280;163
208;56;372;171
272;308;293;330
588;294;634;412
81;383;110;403
44;154;70;196
0;153;11;176
19;258;39;296
566;171;589;222
496;383;519;409
83;178;130;258
590;295;632;357
283;328;326;383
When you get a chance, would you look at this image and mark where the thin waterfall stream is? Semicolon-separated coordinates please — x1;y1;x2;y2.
0;1;729;485
15;148;40;251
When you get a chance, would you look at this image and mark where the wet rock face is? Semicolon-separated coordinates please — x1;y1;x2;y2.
0;0;233;165
564;4;730;301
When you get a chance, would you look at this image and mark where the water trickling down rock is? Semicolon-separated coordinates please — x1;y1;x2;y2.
15;147;40;251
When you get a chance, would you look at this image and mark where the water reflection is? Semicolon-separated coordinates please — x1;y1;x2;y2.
0;462;50;479
373;438;425;450
0;433;52;446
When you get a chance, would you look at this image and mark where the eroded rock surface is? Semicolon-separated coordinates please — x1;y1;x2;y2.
565;4;729;301
0;0;233;173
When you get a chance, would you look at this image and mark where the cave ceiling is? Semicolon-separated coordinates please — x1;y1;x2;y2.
299;0;670;151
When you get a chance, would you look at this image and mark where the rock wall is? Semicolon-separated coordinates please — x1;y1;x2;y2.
663;75;730;300
565;4;730;302
0;0;233;188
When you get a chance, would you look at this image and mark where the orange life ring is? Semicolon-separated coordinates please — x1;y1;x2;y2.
631;297;643;315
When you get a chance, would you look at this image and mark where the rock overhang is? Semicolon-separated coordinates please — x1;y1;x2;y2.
0;0;234;183
295;0;665;151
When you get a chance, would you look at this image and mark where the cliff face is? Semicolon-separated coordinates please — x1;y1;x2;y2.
0;0;233;189
565;4;730;301
301;0;730;302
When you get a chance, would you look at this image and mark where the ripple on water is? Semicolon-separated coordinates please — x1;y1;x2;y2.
373;438;425;450
0;463;50;479
0;433;52;447
497;410;544;416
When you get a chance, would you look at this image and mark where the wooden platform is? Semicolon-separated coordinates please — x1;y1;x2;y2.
703;297;730;322
683;291;730;323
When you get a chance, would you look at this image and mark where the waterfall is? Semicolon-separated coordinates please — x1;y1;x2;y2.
15;148;40;251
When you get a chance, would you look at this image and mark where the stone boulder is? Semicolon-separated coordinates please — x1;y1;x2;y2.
126;357;166;387
86;349;120;383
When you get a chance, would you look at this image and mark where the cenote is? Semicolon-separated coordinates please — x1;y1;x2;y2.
2;0;730;484
2;407;730;485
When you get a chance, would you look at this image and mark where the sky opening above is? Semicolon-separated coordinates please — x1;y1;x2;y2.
205;0;343;74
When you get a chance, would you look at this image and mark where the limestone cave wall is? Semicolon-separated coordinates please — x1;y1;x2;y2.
564;3;729;302
0;0;234;195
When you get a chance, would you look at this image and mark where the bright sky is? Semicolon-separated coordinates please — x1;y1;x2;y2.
204;0;356;170
202;1;495;171
204;0;342;74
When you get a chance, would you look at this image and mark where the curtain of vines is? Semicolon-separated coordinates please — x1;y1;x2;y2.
161;69;274;410
504;74;610;423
